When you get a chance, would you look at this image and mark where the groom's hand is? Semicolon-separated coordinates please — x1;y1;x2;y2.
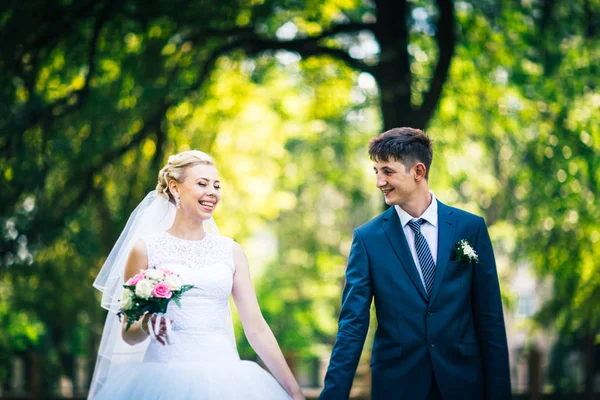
321;229;372;399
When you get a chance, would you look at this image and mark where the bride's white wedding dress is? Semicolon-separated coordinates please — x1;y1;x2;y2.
94;231;291;399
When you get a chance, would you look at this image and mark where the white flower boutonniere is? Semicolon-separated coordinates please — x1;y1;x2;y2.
455;239;479;263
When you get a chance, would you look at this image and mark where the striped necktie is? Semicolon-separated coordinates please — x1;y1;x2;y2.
407;218;436;297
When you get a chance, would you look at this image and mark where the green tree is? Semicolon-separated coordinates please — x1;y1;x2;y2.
426;0;600;396
1;0;598;396
1;0;458;393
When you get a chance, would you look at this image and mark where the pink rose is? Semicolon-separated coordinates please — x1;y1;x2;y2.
126;273;144;286
151;283;172;299
159;267;174;276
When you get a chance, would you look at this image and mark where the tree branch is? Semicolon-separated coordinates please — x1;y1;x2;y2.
201;21;374;40
3;0;117;153
306;22;376;37
584;0;597;39
415;0;456;129
20;0;98;60
46;0;118;114
81;0;119;98
238;34;374;73
28;42;237;245
190;22;376;73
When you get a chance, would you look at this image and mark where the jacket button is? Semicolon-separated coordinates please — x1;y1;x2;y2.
430;343;435;348
427;309;433;316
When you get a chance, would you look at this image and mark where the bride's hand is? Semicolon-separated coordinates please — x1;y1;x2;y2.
291;391;305;400
141;313;171;346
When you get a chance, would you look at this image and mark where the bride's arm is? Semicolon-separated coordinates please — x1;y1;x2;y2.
232;242;305;400
121;239;167;346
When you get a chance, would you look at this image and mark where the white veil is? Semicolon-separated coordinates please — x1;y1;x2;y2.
88;190;235;399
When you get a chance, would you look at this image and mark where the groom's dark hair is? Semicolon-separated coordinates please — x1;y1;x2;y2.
368;127;433;180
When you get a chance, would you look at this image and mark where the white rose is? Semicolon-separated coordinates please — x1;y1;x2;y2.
164;274;182;291
144;268;164;281
459;241;479;262
120;289;134;310
135;279;153;299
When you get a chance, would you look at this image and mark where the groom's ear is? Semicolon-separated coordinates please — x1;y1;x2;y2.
413;162;427;181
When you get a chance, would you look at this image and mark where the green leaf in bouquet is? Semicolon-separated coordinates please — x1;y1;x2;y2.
178;284;195;295
172;295;181;308
122;309;145;331
157;298;169;313
125;316;136;332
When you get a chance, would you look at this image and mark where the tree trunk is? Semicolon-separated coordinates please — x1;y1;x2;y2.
373;0;413;131
527;346;542;400
583;332;595;400
374;0;456;131
27;351;40;399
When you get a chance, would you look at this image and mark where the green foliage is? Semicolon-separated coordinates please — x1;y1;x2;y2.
0;279;45;384
0;0;598;394
426;0;600;389
1;0;381;389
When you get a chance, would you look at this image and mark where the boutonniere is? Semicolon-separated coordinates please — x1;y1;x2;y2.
455;239;479;263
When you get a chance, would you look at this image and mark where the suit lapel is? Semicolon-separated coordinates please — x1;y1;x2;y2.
429;201;456;306
381;207;429;302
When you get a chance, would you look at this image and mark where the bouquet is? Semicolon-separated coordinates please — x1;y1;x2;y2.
118;267;194;331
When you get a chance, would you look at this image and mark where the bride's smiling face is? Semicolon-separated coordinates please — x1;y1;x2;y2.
171;164;221;221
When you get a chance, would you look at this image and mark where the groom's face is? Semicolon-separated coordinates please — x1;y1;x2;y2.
373;158;416;206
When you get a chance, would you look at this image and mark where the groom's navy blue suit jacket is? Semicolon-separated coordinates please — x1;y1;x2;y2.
320;201;511;400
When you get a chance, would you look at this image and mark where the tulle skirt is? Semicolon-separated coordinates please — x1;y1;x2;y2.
93;359;291;399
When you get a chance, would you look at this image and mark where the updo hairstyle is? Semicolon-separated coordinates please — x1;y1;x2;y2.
156;150;215;205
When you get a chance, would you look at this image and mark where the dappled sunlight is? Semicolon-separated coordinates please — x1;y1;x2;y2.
1;0;599;396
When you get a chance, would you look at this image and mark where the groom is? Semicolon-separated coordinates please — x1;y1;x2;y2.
320;128;511;399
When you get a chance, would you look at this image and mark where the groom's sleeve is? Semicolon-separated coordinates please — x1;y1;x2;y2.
320;229;372;400
472;217;512;399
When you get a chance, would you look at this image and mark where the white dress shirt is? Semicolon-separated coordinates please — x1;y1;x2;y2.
394;193;438;289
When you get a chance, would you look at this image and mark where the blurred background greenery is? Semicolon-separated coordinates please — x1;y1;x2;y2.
0;0;599;398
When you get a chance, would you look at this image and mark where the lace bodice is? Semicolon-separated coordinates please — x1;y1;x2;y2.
145;231;234;271
140;231;239;364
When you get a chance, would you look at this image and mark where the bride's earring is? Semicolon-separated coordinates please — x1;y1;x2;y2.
175;196;181;209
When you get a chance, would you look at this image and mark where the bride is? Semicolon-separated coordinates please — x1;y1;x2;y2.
89;150;304;399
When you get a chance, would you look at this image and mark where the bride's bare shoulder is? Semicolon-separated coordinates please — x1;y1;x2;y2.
124;239;149;280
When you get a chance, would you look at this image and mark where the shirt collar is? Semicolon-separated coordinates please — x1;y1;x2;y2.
394;192;438;228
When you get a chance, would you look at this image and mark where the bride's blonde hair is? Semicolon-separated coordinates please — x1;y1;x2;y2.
156;150;215;205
